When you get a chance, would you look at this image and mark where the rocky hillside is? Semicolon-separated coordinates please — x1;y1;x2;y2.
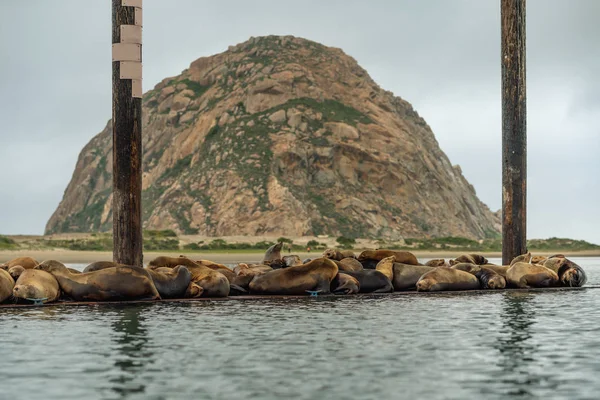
46;35;500;240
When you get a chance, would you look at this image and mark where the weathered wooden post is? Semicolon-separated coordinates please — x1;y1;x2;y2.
501;0;527;265
112;0;143;266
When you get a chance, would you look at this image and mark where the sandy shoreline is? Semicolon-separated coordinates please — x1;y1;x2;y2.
1;249;599;264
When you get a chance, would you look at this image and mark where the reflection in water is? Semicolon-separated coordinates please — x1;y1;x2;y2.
110;305;154;398
496;292;541;397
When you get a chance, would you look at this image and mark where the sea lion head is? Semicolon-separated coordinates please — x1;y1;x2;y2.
34;260;69;274
12;283;40;300
283;255;302;268
357;250;375;262
561;267;586;287
485;274;506;290
416;278;433;292
322;249;337;259
185;283;204;298
8;265;25;280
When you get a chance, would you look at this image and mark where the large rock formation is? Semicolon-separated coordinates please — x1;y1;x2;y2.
46;35;500;240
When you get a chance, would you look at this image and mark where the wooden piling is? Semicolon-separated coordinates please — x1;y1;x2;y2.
501;0;527;265
112;0;143;267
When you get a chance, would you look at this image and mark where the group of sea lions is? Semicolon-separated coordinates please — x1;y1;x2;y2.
0;244;588;305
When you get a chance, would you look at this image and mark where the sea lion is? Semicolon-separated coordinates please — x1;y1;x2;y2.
263;242;284;265
35;260;160;301
358;250;419;266
8;265;25;280
335;257;363;272
233;263;272;275
506;262;559;288
510;252;532;266
323;249;355;261
193;260;236;283
150;256;230;297
249;258;338;295
425;259;448;268
542;257;587;287
416;268;480;292
341;270;394;293
83;261;127;273
479;264;509;277
391;263;435;291
450;254;489;266
146;265;192;298
282;255;303;267
531;255;547;265
0;269;14;303
0;257;39;270
375;256;395;281
451;263;506;289
231;263;273;291
330;273;360;295
13;269;60;304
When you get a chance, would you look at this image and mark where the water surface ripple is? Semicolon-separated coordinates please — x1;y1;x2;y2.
1;257;599;400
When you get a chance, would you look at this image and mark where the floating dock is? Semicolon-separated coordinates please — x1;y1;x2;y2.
0;286;595;309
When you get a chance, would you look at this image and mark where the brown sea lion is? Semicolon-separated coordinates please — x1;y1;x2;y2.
336;257;363;272
8;265;25;280
249;258;338;295
35;260;160;301
0;269;15;303
506;262;559;288
263;242;284;264
531;255;547;265
425;259;448;268
233;263;272;275
146;265;192;298
283;255;303;267
13;269;60;304
479;264;510;277
391;263;435;291
83;261;127;273
330;273;360;295
323;249;355;261
542;257;587;287
510;252;532;266
358;250;419;266
450;254;489;266
375;256;395;281
193;260;236;283
0;257;39;271
340;270;394;293
148;256;230;297
232;264;273;291
451;263;506;289
416;268;480;292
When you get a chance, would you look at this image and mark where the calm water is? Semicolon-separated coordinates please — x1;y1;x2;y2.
1;258;600;400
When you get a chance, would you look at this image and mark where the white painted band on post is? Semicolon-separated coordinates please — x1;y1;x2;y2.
135;8;143;27
132;79;143;98
120;25;142;44
120;61;142;80
122;0;142;8
112;43;141;62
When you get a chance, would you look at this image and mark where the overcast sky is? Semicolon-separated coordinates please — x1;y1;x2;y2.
0;0;598;242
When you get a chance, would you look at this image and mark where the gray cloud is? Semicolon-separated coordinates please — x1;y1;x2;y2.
1;0;598;243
